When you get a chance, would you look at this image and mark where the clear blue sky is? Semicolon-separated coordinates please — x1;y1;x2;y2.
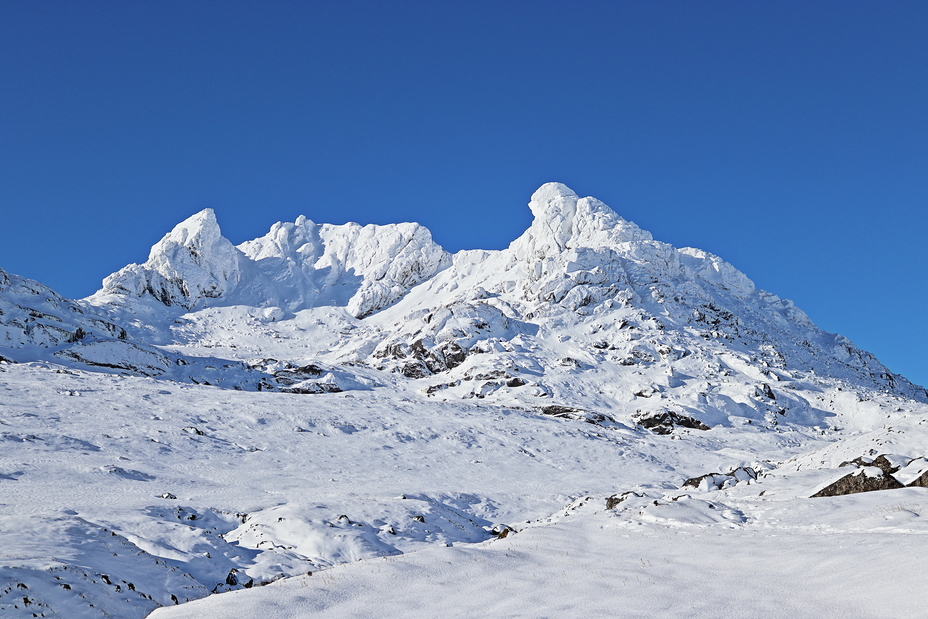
2;1;926;386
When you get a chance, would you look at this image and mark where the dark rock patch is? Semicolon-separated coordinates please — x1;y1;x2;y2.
378;338;470;377
635;411;710;435
401;362;429;379
755;383;776;400
491;524;513;538
839;454;910;476
279;382;342;395
906;470;928;488
605;491;643;510
540;405;615;426
467;369;510;381
811;469;904;498
274;364;325;382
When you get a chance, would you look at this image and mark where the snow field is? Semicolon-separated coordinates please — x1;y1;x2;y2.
3;183;928;616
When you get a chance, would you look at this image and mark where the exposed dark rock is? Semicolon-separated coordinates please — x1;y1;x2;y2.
756;383;776;400
542;405;580;417
279;382;342;395
506;377;527;388
906;470;928;488
401;361;429;379
540;405;615;426
374;343;406;360
839;454;910;476
635;411;710;435
295;363;325;376
605;491;643;510
247;358;279;371
274;364;325;381
379;337;470;376
436;341;467;370
424;380;462;395
468;370;510;381
410;339;429;361
492;524;513;538
811;469;904;498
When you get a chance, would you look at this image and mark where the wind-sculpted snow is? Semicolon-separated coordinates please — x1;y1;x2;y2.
93;210;450;317
360;183;922;412
3;183;928;616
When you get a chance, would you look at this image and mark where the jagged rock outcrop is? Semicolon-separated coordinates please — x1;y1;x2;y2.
635;411;711;435
0;266;128;354
811;468;905;498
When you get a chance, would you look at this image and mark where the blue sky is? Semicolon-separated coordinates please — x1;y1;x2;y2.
1;1;927;386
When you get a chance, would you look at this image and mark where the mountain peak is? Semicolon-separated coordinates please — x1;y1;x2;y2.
91;208;450;316
98;208;244;309
528;182;579;217
148;208;224;263
526;183;580;252
515;182;652;257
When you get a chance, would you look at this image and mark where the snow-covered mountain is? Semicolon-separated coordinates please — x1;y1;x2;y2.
93;208;450;318
3;183;928;618
77;182;927;421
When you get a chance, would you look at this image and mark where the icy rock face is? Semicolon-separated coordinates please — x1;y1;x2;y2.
96;211;450;317
508;182;753;306
365;183;918;406
101;209;245;309
0;265;128;353
311;220;450;318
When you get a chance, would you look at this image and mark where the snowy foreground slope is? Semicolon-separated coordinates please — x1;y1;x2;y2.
2;183;928;617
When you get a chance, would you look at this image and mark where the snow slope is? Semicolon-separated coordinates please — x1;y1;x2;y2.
2;183;927;617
